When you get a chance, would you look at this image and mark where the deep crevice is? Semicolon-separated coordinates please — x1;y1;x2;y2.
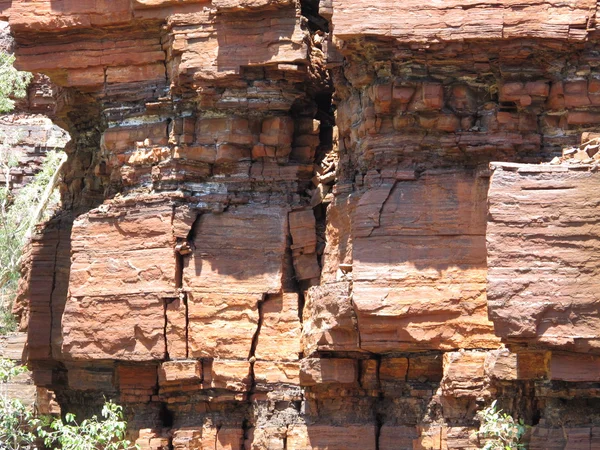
163;297;177;361
375;413;384;450
242;418;252;449
186;212;203;247
248;294;267;392
183;292;189;359
300;0;329;32
47;216;64;359
159;403;174;427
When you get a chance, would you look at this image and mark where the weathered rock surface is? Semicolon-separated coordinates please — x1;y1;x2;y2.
6;0;600;448
488;163;600;354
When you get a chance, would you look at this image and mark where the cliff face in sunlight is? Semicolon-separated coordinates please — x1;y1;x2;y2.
5;1;600;448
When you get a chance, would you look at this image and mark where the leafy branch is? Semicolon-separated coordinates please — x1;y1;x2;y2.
474;400;529;450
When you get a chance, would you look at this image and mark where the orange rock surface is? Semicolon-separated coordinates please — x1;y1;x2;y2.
7;0;600;448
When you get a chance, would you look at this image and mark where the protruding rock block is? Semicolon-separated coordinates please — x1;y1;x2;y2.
255;293;302;362
301;282;359;355
253;361;300;385
441;351;490;399
158;361;202;385
184;206;289;360
209;360;251;392
299;358;358;386
488;164;600;354
352;170;499;353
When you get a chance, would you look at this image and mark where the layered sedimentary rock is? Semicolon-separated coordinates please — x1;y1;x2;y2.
0;22;68;195
6;0;600;448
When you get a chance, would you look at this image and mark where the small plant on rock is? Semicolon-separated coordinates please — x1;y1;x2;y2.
0;359;38;450
0;52;32;114
474;400;528;450
38;400;139;450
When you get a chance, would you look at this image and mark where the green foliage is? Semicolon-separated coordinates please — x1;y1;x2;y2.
0;52;32;114
0;359;27;383
0;397;38;450
0;50;36;334
38;401;139;450
474;400;529;450
0;150;64;333
1;360;137;450
0;359;38;450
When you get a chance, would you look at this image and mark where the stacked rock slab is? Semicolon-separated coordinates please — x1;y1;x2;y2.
5;0;600;448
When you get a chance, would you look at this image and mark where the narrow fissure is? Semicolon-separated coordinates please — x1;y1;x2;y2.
297;289;305;325
247;294;266;392
163;297;177;361
214;424;222;450
375;355;382;390
375;413;384;450
351;295;362;350
183;291;189;359
300;0;329;32
174;248;184;289
159;403;174;450
241;419;252;450
187;213;203;246
47;217;63;357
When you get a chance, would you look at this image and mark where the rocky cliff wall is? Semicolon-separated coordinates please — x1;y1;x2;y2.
0;22;68;196
4;1;600;449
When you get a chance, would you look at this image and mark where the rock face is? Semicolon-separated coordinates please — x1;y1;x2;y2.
488;163;600;354
0;22;69;197
5;0;600;448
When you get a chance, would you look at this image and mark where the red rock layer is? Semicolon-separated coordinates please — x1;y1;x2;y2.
0;22;69;195
6;0;600;448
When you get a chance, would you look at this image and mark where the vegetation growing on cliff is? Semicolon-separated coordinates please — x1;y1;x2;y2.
474;400;528;450
0;51;63;334
1;359;138;450
0;359;37;450
0;150;65;333
0;53;31;114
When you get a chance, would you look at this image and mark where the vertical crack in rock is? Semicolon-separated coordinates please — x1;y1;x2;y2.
297;289;305;326
375;356;382;391
47;217;63;358
241;418;252;450
183;291;189;359
159;402;174;450
160;34;169;85
186;213;203;249
350;293;362;350
214;424;222;450
367;181;396;238
163;297;175;361
174;252;184;289
173;211;202;358
300;0;329;32
357;359;364;389
375;413;383;450
248;294;266;393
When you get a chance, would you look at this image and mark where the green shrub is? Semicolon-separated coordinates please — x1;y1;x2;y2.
474;400;528;450
0;52;32;114
0;149;65;332
0;50;38;333
1;359;138;450
38;401;139;450
0;359;37;450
